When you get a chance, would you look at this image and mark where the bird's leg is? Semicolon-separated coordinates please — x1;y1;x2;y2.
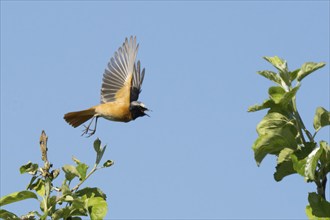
87;117;98;137
81;116;99;137
82;116;95;136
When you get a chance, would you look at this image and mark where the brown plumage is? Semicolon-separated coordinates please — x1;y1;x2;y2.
64;108;95;128
64;36;149;137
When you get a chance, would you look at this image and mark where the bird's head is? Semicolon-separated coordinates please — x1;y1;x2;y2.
130;101;150;120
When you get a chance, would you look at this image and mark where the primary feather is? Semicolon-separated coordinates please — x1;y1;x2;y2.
101;36;140;104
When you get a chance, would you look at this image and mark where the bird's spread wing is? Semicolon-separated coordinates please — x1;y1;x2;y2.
130;60;145;102
101;36;138;104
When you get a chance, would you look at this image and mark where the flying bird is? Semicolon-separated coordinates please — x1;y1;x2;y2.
64;36;149;137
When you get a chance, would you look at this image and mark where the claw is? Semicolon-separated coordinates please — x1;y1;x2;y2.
81;116;98;137
81;126;96;137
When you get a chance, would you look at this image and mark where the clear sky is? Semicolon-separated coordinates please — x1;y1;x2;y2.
1;1;329;219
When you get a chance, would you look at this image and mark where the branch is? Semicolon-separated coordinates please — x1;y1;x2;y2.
71;164;98;192
39;130;48;163
39;130;52;214
291;97;314;144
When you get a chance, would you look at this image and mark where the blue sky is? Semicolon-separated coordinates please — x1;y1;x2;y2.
1;1;329;219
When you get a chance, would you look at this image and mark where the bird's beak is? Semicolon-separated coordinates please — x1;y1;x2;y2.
144;108;151;117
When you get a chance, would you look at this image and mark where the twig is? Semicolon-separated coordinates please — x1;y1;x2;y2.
39;130;52;214
39;130;48;163
71;164;98;192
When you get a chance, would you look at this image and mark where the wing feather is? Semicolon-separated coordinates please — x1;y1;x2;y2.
101;36;138;104
130;60;146;102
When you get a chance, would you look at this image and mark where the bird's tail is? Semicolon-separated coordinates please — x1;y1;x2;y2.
64;108;96;128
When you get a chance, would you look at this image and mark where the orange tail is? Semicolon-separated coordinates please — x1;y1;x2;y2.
64;108;96;128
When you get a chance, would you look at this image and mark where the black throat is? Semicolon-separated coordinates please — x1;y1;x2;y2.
130;104;146;120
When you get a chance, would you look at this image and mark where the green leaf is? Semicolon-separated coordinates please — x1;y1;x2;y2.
263;56;288;73
28;178;45;197
274;148;296;181
305;147;323;181
0;191;38;206
290;143;315;178
0;209;20;220
75;187;107;200
257;70;281;84
320;141;330;152
71;197;86;210
306;205;314;219
291;154;307;177
268;86;285;104
277;148;295;164
289;68;300;81
305;205;329;220
21;211;39;220
51;169;60;180
257;112;298;137
26;176;38;190
63;195;74;202
296;142;316;160
62;165;80;181
248;99;274;112
297;62;326;82
86;197;108;220
259;114;280;134
268;86;299;107
305;205;330;220
274;160;296;182
313;107;330;131
72;156;81;164
76;163;89;181
93;138;101;153
20;161;39;175
93;138;107;165
103;160;114;168
253;133;296;165
308;192;330;218
96;145;107;165
253;112;298;165
48;196;57;214
72;156;89;181
52;208;69;220
263;56;291;87
61;181;71;196
52;206;87;220
53;199;87;219
280;85;299;106
319;141;330;176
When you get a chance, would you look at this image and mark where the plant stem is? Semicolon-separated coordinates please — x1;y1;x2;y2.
321;175;327;200
290;92;328;201
71;164;98;192
291;98;307;145
295;110;314;142
39;131;51;215
317;161;328;200
291;97;314;145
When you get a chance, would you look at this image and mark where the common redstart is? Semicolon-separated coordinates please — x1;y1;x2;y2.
64;36;149;137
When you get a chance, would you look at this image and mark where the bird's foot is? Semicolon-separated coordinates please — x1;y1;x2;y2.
81;125;96;137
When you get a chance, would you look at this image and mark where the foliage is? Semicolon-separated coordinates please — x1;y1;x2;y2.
0;131;113;220
249;56;329;219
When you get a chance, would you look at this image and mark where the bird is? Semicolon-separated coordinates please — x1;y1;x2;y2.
64;36;149;137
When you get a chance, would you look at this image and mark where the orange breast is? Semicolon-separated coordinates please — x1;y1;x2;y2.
93;102;132;122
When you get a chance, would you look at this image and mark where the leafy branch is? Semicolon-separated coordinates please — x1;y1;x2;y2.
248;56;330;219
0;131;113;220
